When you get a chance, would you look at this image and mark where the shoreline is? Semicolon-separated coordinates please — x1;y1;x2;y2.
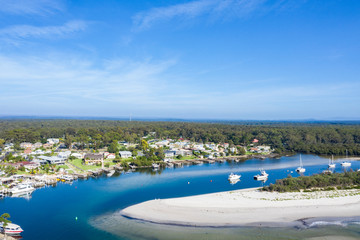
120;188;360;228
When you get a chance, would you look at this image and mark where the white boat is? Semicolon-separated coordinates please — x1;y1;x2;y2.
328;155;336;168
341;161;351;167
107;170;115;177
228;173;241;181
0;222;23;235
152;163;160;169
341;150;351;167
61;175;74;182
296;154;306;173
254;169;269;181
9;184;35;195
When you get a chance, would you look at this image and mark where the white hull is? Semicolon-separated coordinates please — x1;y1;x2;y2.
341;162;351;167
10;186;35;195
328;164;336;168
296;167;306;173
254;175;268;181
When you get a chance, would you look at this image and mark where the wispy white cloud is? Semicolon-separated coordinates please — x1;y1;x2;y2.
0;0;64;15
0;20;88;40
132;0;292;31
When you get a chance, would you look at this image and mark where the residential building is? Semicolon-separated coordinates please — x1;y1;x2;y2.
84;153;104;165
119;151;132;158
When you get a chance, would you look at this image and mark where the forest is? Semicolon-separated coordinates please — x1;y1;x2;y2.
262;171;360;192
0;119;360;155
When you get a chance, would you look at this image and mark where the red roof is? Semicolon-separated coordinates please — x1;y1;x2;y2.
252;139;259;143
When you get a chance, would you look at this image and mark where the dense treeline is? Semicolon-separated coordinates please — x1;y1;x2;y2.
262;171;360;192
0;120;360;155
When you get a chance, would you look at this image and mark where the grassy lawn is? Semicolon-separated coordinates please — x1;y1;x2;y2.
68;158;101;171
173;155;197;161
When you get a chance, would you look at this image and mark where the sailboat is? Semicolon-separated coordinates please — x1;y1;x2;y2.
341;149;351;167
328;155;336;168
296;154;306;173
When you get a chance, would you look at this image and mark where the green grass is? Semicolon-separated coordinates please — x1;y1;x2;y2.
68;158;101;171
173;155;197;161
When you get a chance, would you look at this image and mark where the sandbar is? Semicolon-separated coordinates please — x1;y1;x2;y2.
121;188;360;227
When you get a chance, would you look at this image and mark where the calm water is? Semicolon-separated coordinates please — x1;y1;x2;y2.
1;154;360;240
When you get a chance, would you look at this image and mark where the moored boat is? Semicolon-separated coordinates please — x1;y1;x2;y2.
296;154;306;173
254;169;269;181
228;173;241;181
9;184;35;195
0;222;23;235
328;155;336;168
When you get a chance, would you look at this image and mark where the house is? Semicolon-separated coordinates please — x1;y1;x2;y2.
106;153;116;159
164;150;176;158
57;151;71;159
31;149;45;155
38;156;65;165
24;148;32;155
119;151;132;158
47;138;60;145
33;142;43;149
43;143;53;149
84;153;104;165
22;161;40;170
70;153;83;159
20;142;33;149
252;139;259;143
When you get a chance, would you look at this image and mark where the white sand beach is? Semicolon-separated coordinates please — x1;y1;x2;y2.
121;188;360;227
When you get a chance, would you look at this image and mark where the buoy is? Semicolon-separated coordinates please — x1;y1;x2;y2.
210;180;212;182
188;182;190;184
75;217;78;221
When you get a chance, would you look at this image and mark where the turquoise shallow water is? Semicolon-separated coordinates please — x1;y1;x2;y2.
1;154;360;240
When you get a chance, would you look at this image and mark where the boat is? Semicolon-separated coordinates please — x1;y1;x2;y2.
152;163;160;169
341;161;351;167
296;154;306;173
0;222;23;235
107;170;115;177
328;155;336;168
228;173;241;181
9;183;35;195
322;169;332;174
254;169;269;181
341;149;351;167
61;175;74;182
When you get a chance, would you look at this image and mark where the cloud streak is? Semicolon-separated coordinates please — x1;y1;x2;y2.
0;20;88;40
0;0;64;15
132;0;290;31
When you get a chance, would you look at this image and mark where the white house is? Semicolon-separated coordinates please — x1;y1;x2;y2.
119;151;132;158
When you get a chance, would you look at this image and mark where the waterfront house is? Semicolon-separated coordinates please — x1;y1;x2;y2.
106;153;116;159
70;153;83;159
84;153;104;165
38;156;65;165
43;143;53;149
58;151;71;159
164;150;176;158
119;151;132;158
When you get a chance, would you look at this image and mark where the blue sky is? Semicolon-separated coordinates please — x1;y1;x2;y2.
0;0;359;120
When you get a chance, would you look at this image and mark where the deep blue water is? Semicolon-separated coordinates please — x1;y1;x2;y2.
1;154;360;240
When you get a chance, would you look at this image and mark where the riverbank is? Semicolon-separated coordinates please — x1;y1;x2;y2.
121;187;360;227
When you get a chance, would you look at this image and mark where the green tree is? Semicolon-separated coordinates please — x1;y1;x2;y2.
0;138;5;147
108;140;119;153
141;139;149;151
0;213;11;239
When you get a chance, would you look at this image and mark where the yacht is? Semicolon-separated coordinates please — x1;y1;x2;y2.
0;222;23;235
296;154;306;173
254;169;269;181
61;175;74;182
228;173;241;181
328;155;336;168
341;161;351;167
9;183;35;195
341;149;351;167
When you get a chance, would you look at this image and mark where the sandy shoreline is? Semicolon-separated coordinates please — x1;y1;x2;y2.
121;188;360;227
